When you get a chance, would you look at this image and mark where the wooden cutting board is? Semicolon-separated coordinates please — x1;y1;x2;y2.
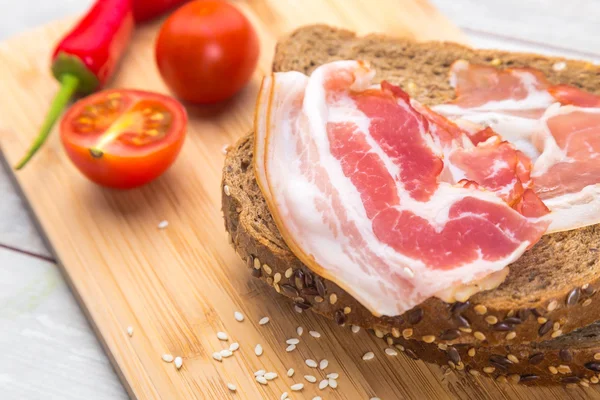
0;1;594;399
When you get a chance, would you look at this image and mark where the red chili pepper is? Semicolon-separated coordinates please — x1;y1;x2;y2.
132;0;191;23
15;0;134;169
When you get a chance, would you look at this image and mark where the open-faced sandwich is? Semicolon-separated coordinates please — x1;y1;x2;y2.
222;25;600;385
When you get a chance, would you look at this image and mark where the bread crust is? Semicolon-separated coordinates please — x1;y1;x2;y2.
222;25;600;347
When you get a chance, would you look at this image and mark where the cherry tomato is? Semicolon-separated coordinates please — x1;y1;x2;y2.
155;0;259;104
60;89;187;189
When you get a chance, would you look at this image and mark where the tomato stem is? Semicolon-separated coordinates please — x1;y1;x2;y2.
14;74;80;170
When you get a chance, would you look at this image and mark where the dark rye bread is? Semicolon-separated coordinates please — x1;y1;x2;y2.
394;322;600;386
221;25;600;347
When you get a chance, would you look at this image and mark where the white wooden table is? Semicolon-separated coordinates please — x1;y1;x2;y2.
1;1;598;398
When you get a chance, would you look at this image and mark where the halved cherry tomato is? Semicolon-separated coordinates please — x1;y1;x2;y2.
60;89;187;189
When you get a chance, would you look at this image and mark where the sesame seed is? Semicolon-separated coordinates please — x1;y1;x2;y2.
553;322;561;331
551;330;563;338
537;317;547;324
264;372;278;380
227;383;236;392
263;264;272;275
295;305;303;313
127;326;134;337
212;352;222;362
474;331;486;341
315;296;324;303
483;367;495;374
281;393;289;400
273;273;281;283
370;398;381;400
254;370;266;376
256;376;268;385
253;258;261;269
223;185;231;196
174;357;183;369
468;348;476;357
287;368;295;377
592;377;599;384
286;338;300;345
547;300;558;312
221;144;230;155
291;383;304;391
469;369;480;376
319;359;329;370
319;379;329;389
216;332;228;341
234;312;244;322
374;330;384;338
343;306;352;314
583;299;593;307
305;375;317;383
362;352;375;361
548;366;558;375
220;349;233;358
285;268;293;278
286;344;296;352
505;332;517;340
157;220;169;229
385;348;398;356
327;372;339;379
162;354;174;363
484;315;498;325
594;353;600;361
313;397;322;400
553;61;567;71
259;317;270;325
297;326;304;336
255;344;263;356
329;378;338;389
306;359;318;368
309;330;321;338
402;328;413;338
422;335;435;343
490;58;502;66
329;293;338;304
438;344;447;350
352;325;361;333
507;354;519;364
558;365;572;374
474;304;487;315
229;342;239;351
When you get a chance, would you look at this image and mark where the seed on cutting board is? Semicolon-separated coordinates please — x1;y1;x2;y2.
351;325;360;333
259;317;270;325
291;383;304;391
306;359;318;368
157;220;169;229
254;369;266;377
309;331;321;338
216;332;228;341
297;326;304;336
229;342;239;351
265;372;278;380
370;397;381;400
319;359;329;370
223;185;231;196
362;352;375;361
385;348;398;356
327;372;339;379
126;326;134;337
286;338;300;345
220;349;233;358
281;392;289;400
255;344;263;356
313;397;322;400
287;368;295;377
329;378;338;388
256;376;268;385
305;375;317;383
294;305;303;313
221;144;230;155
227;383;236;392
234;311;244;322
162;354;174;363
319;379;329;389
286;343;297;352
174;357;183;369
212;352;222;362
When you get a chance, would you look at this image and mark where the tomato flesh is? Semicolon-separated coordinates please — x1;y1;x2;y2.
61;89;187;189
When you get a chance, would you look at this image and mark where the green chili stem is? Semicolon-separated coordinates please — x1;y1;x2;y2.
14;74;79;170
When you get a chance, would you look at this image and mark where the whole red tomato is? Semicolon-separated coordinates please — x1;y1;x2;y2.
155;0;260;104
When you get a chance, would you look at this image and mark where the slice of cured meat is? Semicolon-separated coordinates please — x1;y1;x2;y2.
433;60;600;233
254;60;549;316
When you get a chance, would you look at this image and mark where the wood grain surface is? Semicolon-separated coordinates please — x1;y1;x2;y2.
0;1;597;399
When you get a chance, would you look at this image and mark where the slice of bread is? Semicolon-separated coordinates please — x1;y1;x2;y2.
222;24;600;347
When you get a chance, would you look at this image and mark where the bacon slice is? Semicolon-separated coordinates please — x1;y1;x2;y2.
254;61;549;316
433;60;600;233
